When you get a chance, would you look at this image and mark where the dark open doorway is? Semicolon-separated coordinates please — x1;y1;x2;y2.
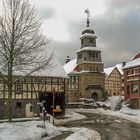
92;92;98;101
39;92;65;116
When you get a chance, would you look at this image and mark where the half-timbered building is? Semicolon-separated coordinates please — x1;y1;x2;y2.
0;53;68;119
104;63;124;96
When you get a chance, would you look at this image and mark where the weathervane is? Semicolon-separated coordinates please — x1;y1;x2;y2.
85;8;90;27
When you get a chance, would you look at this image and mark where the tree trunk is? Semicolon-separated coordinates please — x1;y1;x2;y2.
8;85;13;122
8;58;13;122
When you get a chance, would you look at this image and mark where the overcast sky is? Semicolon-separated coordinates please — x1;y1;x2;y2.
1;0;140;67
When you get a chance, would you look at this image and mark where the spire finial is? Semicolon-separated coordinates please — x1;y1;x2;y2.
85;9;90;27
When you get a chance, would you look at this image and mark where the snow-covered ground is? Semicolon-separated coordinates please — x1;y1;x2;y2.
1;98;140;140
0;121;61;140
64;128;101;140
70;104;140;124
0;111;100;140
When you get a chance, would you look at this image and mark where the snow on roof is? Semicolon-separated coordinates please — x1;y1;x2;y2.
31;52;68;78
83;27;94;31
104;63;124;78
104;67;115;77
1;49;68;78
80;33;96;39
63;59;77;74
78;61;103;65
115;63;123;75
129;53;140;61
76;47;101;53
123;57;140;69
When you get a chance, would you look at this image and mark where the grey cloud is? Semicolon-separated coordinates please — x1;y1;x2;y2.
94;7;140;67
39;8;56;19
48;6;140;68
106;0;140;8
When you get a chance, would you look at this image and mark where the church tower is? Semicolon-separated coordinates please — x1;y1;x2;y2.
76;9;105;100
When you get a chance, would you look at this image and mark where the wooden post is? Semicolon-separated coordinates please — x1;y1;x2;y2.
52;87;55;125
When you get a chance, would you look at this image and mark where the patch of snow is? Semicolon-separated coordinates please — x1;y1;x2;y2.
65;127;101;140
120;104;140;116
0;121;61;140
97;96;123;110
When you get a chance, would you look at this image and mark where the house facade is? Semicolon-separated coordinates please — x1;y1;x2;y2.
123;53;140;109
104;65;124;96
0;53;68;119
63;12;105;102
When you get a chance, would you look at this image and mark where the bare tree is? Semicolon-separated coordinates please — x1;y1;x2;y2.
0;0;52;122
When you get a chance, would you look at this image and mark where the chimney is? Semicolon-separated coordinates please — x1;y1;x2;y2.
65;56;70;63
122;62;126;67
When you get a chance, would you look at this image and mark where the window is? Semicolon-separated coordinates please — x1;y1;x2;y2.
78;54;82;59
30;105;33;112
96;67;99;71
81;39;84;44
89;38;94;43
131;70;134;74
15;84;23;94
84;57;86;61
131;83;138;94
90;66;92;71
92;52;95;58
69;76;79;89
95;53;98;58
89;52;92;58
16;102;22;108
